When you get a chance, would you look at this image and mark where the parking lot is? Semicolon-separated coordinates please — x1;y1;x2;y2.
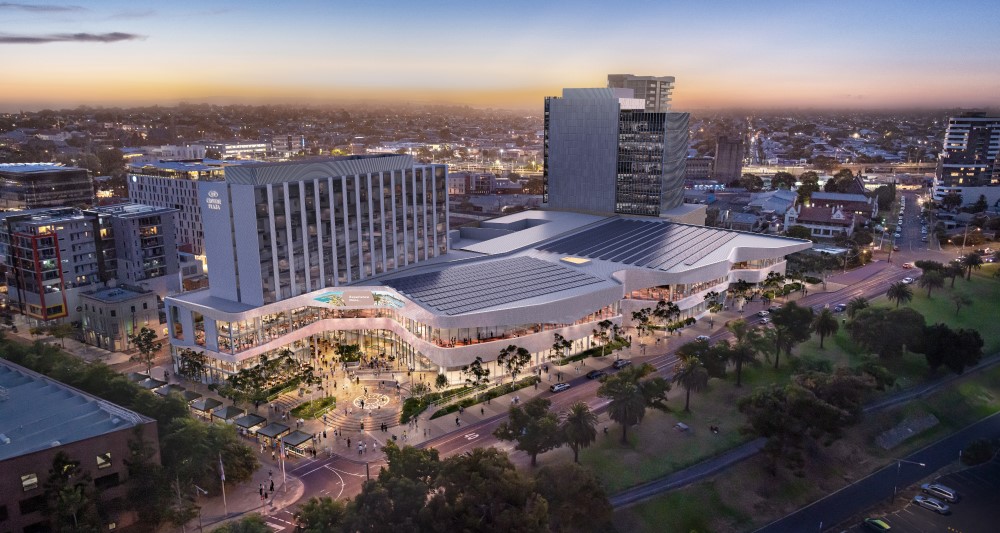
844;458;1000;532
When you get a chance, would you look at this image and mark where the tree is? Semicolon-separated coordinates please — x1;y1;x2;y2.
796;171;821;204
677;338;726;379
534;464;613;533
44;452;101;532
46;322;76;348
177;348;207;381
812;308;839;349
944;262;964;288
921;324;983;375
672;354;709;412
126;427;172;527
919;270;945;298
769;302;814;368
961;252;983;280
848;307;926;360
597;363;670;443
295;496;347;533
952;293;973;316
740;173;764;192
551;332;572;360
886;281;913;308
762;271;785;298
128;326;162;375
434;373;448;390
561;402;598;463
335;343;362;363
461;356;490;388
496;344;532;385
786;225;813;240
771;171;796;190
724;319;762;386
592;319;614;355
846;296;869;319
494;397;563;466
631;308;653;336
942;192;963;211
653;300;680;327
703;291;723;326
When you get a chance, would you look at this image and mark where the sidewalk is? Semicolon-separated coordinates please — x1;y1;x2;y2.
191;458;305;532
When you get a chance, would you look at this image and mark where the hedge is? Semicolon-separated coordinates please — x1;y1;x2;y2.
290;396;336;419
429;375;541;419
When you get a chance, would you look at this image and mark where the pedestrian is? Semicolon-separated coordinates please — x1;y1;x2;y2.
455;417;460;426
480;407;484;415
323;430;327;439
363;442;367;453
347;437;351;448
269;470;272;479
271;451;276;461
358;443;362;456
270;480;274;492
259;484;264;496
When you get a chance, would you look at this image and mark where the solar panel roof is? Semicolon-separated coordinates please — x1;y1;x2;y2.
383;257;605;315
535;219;739;270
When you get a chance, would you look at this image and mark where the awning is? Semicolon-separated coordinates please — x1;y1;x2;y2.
234;413;267;429
190;397;223;412
212;405;245;421
282;430;314;449
256;422;290;439
154;384;186;397
182;390;203;402
136;377;167;390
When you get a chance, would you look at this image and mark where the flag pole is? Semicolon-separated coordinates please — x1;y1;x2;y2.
219;453;228;517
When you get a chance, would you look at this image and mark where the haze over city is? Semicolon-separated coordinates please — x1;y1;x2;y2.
2;0;1000;111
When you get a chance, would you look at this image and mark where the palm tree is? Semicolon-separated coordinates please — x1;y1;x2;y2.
725;319;761;387
944;263;964;288
812;308;839;349
597;363;670;443
846;296;869;319
961;253;983;280
672;355;709;412
561;402;598;463
886;281;913;308
919;270;945;298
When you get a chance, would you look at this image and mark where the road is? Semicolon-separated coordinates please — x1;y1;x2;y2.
755;412;1000;533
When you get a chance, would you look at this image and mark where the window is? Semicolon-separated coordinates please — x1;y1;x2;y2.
21;473;38;491
110;310;116;317
19;494;46;515
97;452;112;470
94;472;120;490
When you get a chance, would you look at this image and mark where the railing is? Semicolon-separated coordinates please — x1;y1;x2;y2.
430;385;484;407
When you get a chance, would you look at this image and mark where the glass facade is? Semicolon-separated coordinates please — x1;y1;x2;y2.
615;110;666;216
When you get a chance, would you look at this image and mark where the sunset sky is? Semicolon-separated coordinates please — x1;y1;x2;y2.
2;0;999;111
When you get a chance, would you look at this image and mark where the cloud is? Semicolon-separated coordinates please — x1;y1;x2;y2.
0;2;83;12
0;32;144;44
108;9;154;20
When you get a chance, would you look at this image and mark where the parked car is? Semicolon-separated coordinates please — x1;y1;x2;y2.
902;277;915;284
833;303;847;312
760;317;771;324
586;369;606;380
696;335;711;342
902;262;914;269
549;382;571;393
862;518;892;531
757;310;770;317
921;482;959;503
912;495;950;514
768;305;781;313
612;359;632;369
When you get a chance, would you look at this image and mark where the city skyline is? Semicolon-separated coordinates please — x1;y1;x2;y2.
2;0;1000;111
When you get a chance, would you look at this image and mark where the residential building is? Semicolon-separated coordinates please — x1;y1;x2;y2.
80;284;160;351
123;144;207;165
714;135;745;183
784;204;855;238
0;358;159;532
0;163;94;210
0;204;177;324
933;112;1000;208
810;191;878;222
607;74;675;112
127;160;228;256
543;87;689;216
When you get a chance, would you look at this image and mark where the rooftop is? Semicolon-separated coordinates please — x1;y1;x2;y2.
0;359;153;461
87;202;177;219
383;256;606;315
82;285;153;304
223;154;418;186
0;163;82;174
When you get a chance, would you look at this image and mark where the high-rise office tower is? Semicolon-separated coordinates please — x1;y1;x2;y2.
608;74;675;112
0;164;94;210
713;135;745;183
543;88;689;217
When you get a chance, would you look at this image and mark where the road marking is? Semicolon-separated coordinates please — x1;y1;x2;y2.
463;432;479;440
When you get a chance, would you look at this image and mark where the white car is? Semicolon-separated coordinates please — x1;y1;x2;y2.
696;335;711;342
921;482;959;503
549;383;570;393
757;310;770;317
902;277;915;284
912;495;950;515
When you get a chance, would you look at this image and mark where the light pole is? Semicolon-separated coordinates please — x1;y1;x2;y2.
891;458;925;502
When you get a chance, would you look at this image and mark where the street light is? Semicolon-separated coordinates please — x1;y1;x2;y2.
891;458;925;502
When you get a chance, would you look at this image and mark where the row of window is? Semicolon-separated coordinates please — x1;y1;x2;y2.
20;453;111;493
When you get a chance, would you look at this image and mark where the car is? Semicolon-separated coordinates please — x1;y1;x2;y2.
768;305;781;313
921;482;959;503
757;310;770;317
893;245;900;251
912;495;950;514
833;303;847;312
696;335;711;342
585;369;606;380
760;317;771;324
612;359;633;369
549;382;571;393
921;236;928;242
894;233;901;238
862;517;892;531
902;277;914;284
902;262;914;269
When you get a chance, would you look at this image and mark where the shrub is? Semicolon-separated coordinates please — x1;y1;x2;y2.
430;375;541;419
804;276;822;284
961;438;998;466
290;396;336;419
400;391;444;423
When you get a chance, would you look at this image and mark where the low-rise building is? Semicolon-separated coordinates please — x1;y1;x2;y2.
784;204;855;238
0;358;159;532
810;191;878;222
80;284;160;351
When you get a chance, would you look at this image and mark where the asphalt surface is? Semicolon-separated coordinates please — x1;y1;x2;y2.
755;412;1000;533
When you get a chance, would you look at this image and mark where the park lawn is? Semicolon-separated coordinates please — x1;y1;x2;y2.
615;481;751;533
562;377;752;494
